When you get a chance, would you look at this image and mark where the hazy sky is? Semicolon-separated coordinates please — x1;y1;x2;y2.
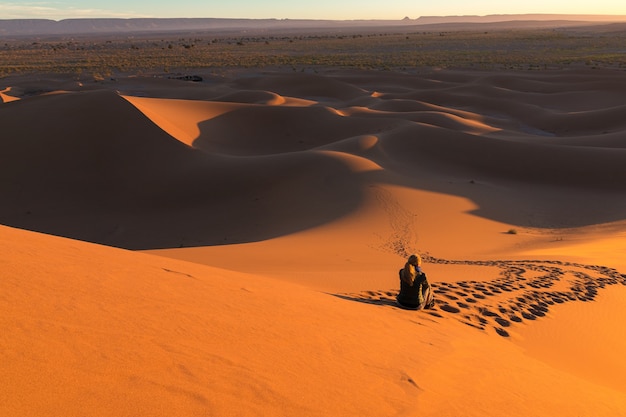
1;0;625;20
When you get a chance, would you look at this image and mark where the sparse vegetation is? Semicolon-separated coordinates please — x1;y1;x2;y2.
2;28;626;77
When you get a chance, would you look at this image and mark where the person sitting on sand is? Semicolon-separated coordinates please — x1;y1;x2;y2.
396;254;435;310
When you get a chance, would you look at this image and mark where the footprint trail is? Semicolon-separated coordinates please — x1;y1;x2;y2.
335;256;626;337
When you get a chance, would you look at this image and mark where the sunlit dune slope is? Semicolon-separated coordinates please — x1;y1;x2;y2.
2;224;626;417
0;224;436;417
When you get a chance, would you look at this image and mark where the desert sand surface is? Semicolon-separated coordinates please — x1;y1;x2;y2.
2;67;626;416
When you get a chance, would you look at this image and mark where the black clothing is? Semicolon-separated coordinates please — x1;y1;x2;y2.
396;268;433;309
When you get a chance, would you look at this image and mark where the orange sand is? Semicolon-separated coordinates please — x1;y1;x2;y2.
0;87;20;103
1;68;626;416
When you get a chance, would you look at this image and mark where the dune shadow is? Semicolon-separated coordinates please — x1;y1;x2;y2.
191;104;393;156
0;89;368;249
330;293;399;308
3;70;626;250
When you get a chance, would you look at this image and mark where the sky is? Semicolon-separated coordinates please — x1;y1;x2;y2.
1;0;625;21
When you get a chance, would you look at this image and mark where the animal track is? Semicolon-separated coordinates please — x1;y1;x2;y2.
334;256;626;337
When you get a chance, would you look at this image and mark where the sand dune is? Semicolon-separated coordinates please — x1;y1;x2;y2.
0;88;374;248
3;224;626;416
2;67;626;415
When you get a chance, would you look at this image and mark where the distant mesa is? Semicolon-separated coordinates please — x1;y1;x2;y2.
1;14;625;36
0;17;410;36
415;13;626;24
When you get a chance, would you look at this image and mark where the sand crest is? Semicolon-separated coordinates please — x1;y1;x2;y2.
0;87;20;103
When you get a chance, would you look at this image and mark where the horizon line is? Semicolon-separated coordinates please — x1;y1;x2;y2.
4;12;626;23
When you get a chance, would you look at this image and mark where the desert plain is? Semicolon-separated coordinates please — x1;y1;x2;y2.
2;21;626;416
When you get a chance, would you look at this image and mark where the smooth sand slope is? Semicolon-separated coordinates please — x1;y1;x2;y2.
3;225;626;417
2;68;626;415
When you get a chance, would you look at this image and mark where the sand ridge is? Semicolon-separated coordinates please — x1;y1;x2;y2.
0;87;20;103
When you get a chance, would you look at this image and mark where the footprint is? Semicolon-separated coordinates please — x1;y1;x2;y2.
443;294;460;301
440;304;461;313
495;327;510;337
480;308;499;318
495;317;511;327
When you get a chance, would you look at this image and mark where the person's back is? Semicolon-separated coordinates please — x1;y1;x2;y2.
396;254;434;310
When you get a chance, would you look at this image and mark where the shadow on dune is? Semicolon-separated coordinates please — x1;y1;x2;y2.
365;129;626;228
3;69;626;250
331;292;399;308
194;70;626;229
330;69;626;228
0;89;366;250
190;104;400;156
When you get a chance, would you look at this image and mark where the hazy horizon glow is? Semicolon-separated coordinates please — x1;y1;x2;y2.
1;1;625;21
